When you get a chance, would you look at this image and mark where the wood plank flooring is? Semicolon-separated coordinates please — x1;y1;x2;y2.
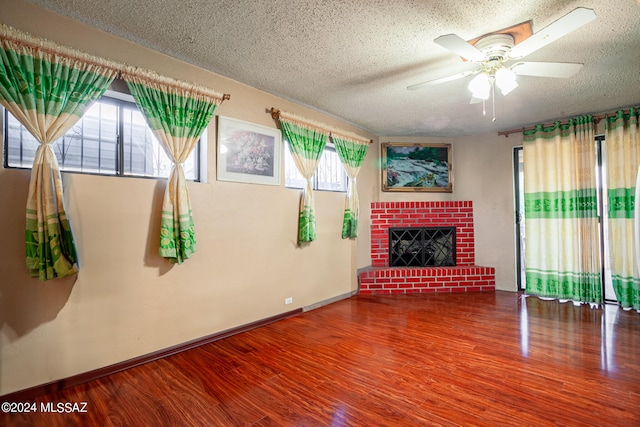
2;291;640;426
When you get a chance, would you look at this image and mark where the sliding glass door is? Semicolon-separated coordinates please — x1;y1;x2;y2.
597;137;617;301
513;141;616;300
513;147;526;291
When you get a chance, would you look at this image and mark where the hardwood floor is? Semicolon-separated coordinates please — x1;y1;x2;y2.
2;291;639;426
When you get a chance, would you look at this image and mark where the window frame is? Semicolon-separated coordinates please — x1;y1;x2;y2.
2;89;205;182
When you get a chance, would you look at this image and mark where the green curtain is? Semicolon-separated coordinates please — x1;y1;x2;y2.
604;108;640;310
523;116;602;303
331;134;369;239
0;24;118;280
122;70;222;264
279;118;328;244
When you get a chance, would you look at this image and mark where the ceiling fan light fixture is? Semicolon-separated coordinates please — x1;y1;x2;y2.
468;73;491;100
495;67;518;95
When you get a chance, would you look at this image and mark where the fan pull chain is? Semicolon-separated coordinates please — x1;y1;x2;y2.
492;81;496;122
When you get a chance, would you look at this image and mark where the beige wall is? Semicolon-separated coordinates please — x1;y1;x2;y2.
0;1;376;395
453;131;520;291
1;0;521;396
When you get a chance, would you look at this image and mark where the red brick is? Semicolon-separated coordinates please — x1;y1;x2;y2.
366;202;496;295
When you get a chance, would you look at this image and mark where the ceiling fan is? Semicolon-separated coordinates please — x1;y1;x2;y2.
407;7;596;118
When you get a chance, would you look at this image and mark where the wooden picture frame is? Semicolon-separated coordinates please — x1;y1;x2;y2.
381;142;452;192
217;116;281;186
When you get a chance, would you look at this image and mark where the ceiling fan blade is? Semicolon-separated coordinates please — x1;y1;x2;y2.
407;70;477;91
508;7;596;59
434;34;486;62
511;61;584;78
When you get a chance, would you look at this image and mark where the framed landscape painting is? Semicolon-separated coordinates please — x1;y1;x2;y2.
381;142;452;192
217;116;281;186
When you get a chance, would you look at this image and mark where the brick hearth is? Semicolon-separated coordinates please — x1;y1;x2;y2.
359;201;495;295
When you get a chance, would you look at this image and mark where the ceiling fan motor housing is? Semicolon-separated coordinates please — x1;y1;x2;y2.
473;34;515;62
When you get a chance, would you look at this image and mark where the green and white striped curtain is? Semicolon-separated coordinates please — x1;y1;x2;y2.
122;69;223;264
604;108;640;310
278;113;328;244
331;133;369;239
523;116;602;303
0;24;118;280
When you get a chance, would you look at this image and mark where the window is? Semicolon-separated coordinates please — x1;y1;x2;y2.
3;90;202;181
284;142;348;192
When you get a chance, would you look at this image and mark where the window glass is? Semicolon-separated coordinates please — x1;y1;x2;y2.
283;144;307;189
5;101;119;175
316;146;347;191
283;141;347;192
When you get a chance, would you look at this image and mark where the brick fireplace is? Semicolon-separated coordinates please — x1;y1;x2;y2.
358;201;495;294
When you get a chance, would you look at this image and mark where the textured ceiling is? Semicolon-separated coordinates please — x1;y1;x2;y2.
24;0;640;137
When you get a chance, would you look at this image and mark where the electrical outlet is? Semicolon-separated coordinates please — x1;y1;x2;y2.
285;297;293;305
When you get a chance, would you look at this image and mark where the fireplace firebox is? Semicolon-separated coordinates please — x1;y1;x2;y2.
389;227;456;267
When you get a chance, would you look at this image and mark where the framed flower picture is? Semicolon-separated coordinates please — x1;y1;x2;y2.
216;116;281;185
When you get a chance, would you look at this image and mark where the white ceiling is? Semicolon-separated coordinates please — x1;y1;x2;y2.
25;0;640;137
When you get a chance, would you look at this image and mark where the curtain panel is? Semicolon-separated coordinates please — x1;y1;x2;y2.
0;24;119;280
523;116;602;303
331;134;369;239
604;108;640;310
277;114;328;244
121;69;223;264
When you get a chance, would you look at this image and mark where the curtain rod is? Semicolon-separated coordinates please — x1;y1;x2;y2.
1;24;231;104
1;23;122;73
497;107;637;138
119;71;231;104
270;107;373;144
